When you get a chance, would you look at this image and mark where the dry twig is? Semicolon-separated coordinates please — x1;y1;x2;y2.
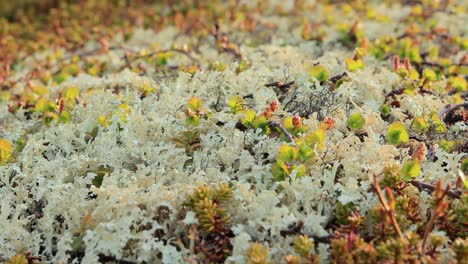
268;121;297;147
373;173;406;242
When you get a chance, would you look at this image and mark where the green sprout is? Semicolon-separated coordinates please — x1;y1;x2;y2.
185;97;212;126
281;116;307;137
412;117;429;132
228;96;245;114
438;140;455;153
422;68;437;81
271;144;310;181
345;57;364;72
386;122;409;145
310;65;330;82
400;159;421;181
347;112;365;130
380;104;391;117
240;109;270;134
0;139;13;165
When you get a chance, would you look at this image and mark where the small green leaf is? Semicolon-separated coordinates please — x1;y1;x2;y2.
35;98;57;113
63;86;80;100
186;115;200;126
422;68;436;81
347;112;365;130
386;122;409;145
236;60;250;74
252;115;270;134
54;72;68;84
240;109;256;127
228;96;245;114
450;76;467;92
380;104;391;117
401;159;421;181
412;117;429;132
0;139;13;165
310;65;330;82
277;144;298;162
43;112;59;125
408;68;420;80
59;111;72;123
272;159;290;181
298;145;315;163
429;112;446;133
116;103;130;123
97;115;109;127
462;158;468;175
282;117;294;130
292;164;307;179
188;97;202;111
438;139;455;153
304;129;326;148
461;38;468;50
345;57;364;72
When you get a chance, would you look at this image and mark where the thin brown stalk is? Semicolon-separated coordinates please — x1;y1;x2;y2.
373;173;406;242
268;121;297;147
437;102;468;122
420;181;451;256
410;180;461;199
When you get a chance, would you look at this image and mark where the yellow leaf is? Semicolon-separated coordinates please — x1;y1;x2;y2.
0;139;13;165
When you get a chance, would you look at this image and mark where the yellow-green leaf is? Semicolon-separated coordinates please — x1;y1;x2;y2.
422;68;436;81
282;117;294;130
304;129;326;148
272;159;290;181
0;139;13;165
347;112;365;130
241;109;256;127
386;122;409;145
228;96;244;114
59;110;72;123
292;164;307;179
310;65;330;82
186;115;200;126
401;159;421;181
412;117;429;132
97;115;109;127
429;112;446;133
188;97;202;111
277;144;298;162
35;98;57;113
345;57;364;72
298;144;315;163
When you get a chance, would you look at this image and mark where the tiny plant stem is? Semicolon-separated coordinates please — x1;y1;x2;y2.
268;121;297;147
420;182;450;256
373;173;406;242
437;102;468;123
410;180;461;199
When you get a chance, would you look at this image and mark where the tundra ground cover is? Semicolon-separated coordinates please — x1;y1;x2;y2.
0;0;467;263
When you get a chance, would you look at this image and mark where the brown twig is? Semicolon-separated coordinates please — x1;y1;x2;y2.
410;180;461;199
373;173;406;242
420;181;451;256
268;121;297;147
438;102;467;123
280;221;304;237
